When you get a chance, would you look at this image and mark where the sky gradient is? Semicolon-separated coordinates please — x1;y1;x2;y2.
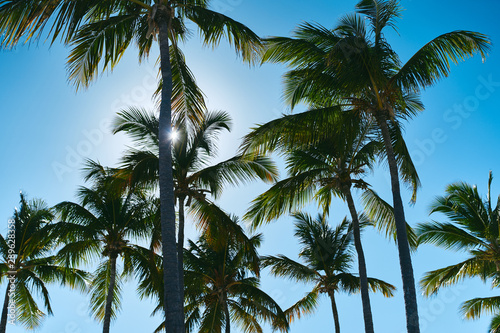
1;0;500;332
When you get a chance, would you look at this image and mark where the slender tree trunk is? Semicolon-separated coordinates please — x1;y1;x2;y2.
0;283;11;333
223;294;231;333
103;254;117;333
177;195;186;320
343;187;374;333
328;291;341;333
375;113;420;333
156;4;184;333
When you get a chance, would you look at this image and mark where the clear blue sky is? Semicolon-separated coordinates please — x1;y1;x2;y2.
1;0;500;332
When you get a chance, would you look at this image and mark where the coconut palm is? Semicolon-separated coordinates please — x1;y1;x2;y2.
54;161;157;333
242;106;416;333
260;1;490;331
112;107;278;307
263;212;395;333
130;202;270;333
0;193;88;333
184;217;288;333
417;172;500;331
0;2;262;330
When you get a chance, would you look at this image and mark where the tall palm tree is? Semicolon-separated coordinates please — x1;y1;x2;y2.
263;212;395;333
184;217;288;333
0;2;262;331
417;172;500;332
112;107;278;308
260;1;490;331
0;193;88;333
242;108;416;333
54;161;157;333
130;202;271;333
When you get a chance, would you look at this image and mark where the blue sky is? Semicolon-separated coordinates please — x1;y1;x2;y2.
1;0;500;332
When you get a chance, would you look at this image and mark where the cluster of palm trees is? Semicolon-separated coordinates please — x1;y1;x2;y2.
0;0;494;332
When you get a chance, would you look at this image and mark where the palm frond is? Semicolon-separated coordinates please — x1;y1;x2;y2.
186;5;262;64
461;296;500;320
393;30;491;92
361;188;418;250
67;14;140;89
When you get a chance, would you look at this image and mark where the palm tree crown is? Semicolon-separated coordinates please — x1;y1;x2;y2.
263;213;395;333
54;162;157;333
260;2;490;332
417;172;500;332
0;3;263;332
184;218;288;333
0;193;88;332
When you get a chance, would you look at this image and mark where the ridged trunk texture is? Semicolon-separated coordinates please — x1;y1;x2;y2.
0;283;11;333
375;112;420;333
224;295;231;333
156;4;184;333
102;255;117;333
328;291;341;333
177;196;186;320
343;187;374;333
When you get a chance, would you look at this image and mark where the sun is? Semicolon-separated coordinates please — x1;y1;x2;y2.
170;129;179;142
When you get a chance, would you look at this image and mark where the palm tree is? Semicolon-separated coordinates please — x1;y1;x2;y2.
417;171;500;332
184;216;288;333
242;107;416;333
0;193;88;333
0;2;262;331
130;202;272;333
54;161;157;333
112;107;278;308
260;1;490;331
263;212;395;333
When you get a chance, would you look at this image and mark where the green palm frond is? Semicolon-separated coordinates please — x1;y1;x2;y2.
169;43;207;123
419;173;500;298
387;120;421;201
190;154;278;198
240;106;344;156
355;0;402;39
284;289;319;323
0;192;88;329
112;107;159;148
366;277;396;297
361;188;418;250
244;170;323;227
261;255;318;282
461;296;500;320
186;5;262;64
0;0;110;47
327;273;395;297
90;261;123;323
197;297;224;333
230;301;263;333
184;223;286;333
67;14;140;89
420;257;494;296
13;279;44;329
29;260;90;293
232;284;288;332
416;221;486;250
490;313;500;333
392;30;490;92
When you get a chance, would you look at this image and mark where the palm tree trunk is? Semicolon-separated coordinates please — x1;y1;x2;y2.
328;291;341;333
343;187;374;333
374;113;420;333
156;3;184;333
103;254;117;333
177;195;186;320
224;294;230;333
0;283;11;333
